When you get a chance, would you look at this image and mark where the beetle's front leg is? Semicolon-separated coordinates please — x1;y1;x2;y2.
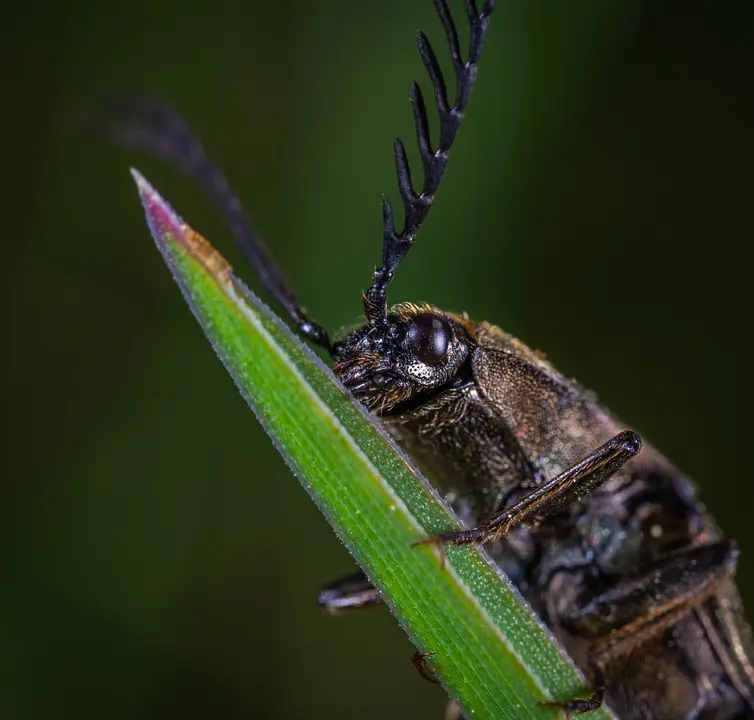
414;430;642;548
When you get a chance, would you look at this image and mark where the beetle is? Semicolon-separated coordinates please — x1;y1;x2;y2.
92;1;754;717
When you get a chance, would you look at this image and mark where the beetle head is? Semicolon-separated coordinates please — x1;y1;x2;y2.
332;304;474;415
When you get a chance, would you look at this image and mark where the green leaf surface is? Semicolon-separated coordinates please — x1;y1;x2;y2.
132;168;615;720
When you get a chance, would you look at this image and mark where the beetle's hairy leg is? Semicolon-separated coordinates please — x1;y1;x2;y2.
319;574;446;693
542;540;738;716
414;430;641;549
317;570;382;614
538;668;606;720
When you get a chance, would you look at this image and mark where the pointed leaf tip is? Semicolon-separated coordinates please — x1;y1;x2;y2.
130;167;186;251
132;170;232;282
129;166;150;193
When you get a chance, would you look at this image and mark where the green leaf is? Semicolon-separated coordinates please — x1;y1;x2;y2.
132;168;615;720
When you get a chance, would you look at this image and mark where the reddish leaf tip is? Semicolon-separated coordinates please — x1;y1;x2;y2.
130;167;186;248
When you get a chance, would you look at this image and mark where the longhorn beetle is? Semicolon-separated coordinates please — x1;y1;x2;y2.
94;1;754;717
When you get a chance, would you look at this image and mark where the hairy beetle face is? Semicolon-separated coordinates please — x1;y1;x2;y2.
332;304;475;415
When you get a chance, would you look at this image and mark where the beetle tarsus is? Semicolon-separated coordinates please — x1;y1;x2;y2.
412;651;440;684
539;686;605;719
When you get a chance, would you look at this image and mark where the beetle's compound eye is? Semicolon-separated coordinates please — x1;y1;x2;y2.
405;312;451;364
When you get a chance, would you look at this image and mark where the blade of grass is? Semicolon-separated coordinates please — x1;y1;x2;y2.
131;168;615;720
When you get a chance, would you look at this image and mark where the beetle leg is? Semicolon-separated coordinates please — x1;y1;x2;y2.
545;540;738;715
317;570;382;614
539;668;606;718
700;581;754;706
414;430;641;548
411;651;440;684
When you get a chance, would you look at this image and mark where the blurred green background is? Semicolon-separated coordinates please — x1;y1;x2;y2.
3;1;753;718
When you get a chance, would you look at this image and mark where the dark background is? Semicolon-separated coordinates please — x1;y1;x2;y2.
3;1;753;718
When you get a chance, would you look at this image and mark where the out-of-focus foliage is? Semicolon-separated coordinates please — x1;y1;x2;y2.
2;2;753;719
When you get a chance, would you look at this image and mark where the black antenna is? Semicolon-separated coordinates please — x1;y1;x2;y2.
364;0;496;327
85;93;332;353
